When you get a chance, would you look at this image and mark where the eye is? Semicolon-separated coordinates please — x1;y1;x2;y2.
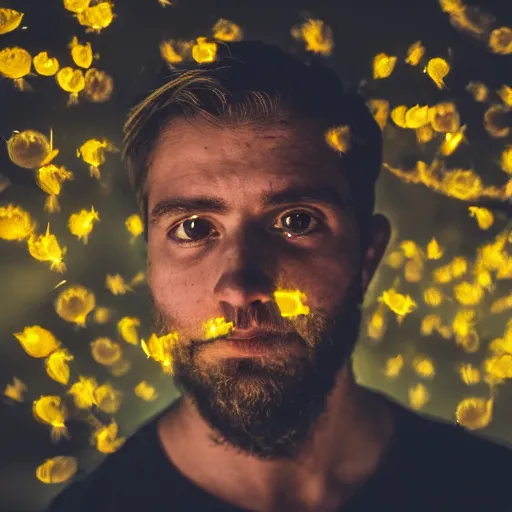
273;210;319;237
167;209;321;246
167;216;218;244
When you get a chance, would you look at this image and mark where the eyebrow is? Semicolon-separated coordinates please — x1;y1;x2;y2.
149;184;348;226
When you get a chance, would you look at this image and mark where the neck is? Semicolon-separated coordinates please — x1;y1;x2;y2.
158;364;394;512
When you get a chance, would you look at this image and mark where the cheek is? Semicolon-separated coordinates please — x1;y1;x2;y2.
147;229;360;327
279;245;360;313
148;246;213;329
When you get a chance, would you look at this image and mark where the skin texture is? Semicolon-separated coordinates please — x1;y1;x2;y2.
146;115;393;511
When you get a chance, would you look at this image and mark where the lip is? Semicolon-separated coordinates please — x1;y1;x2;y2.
228;330;276;341
202;332;301;358
228;330;292;342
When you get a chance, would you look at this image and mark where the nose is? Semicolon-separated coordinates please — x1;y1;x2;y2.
213;231;277;312
214;267;275;310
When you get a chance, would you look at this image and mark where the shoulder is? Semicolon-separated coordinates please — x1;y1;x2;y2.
381;398;512;509
404;406;512;465
391;401;512;494
45;419;159;512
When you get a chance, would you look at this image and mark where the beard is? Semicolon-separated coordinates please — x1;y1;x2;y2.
152;273;364;461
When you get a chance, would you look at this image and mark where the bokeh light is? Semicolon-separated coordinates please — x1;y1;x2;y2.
0;0;511;510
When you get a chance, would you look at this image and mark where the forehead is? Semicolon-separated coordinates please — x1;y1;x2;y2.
148;117;351;200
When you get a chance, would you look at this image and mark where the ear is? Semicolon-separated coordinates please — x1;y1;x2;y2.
361;214;391;293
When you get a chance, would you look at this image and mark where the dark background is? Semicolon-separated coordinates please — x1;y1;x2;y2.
0;0;511;510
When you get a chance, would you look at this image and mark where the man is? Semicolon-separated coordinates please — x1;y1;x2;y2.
47;40;512;512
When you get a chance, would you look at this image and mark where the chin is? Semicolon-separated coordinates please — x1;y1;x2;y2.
173;338;347;460
167;278;365;458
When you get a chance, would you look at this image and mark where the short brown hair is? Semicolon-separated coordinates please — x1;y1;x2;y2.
122;40;382;245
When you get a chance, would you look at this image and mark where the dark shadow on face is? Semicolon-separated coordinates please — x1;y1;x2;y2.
152;269;364;460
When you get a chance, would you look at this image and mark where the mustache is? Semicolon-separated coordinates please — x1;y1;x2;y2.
198;301;296;344
152;299;295;340
152;272;364;347
221;300;288;331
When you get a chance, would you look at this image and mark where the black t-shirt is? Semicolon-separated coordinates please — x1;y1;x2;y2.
45;395;512;512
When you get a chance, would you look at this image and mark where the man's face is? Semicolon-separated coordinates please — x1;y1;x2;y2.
146;116;387;459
